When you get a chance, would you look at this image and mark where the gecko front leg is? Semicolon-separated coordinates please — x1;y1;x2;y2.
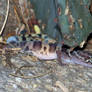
56;44;66;66
56;49;62;65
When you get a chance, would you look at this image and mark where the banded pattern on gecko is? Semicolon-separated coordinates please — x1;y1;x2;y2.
7;33;92;68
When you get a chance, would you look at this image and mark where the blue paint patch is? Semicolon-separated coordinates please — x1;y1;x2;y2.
7;36;18;43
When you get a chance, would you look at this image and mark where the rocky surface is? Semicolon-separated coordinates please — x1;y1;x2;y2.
0;53;92;92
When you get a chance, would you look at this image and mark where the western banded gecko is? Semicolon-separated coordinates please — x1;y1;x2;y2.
7;33;92;68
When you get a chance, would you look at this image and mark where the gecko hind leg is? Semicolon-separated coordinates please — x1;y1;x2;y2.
67;47;74;57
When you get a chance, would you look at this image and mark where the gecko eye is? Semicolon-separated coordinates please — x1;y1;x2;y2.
22;35;26;41
30;39;33;41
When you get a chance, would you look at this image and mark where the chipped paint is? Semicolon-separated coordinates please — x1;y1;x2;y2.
65;0;69;15
69;24;75;31
68;14;75;24
80;40;85;48
78;19;83;29
58;7;62;16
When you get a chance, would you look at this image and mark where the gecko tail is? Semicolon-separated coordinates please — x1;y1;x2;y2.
61;51;92;68
72;51;92;68
73;58;92;68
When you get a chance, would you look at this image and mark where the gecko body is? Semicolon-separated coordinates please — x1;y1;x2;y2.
7;34;92;68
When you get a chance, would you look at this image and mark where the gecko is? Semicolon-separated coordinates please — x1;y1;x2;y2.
6;33;92;68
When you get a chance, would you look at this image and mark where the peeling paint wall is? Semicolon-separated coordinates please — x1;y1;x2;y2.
30;0;92;48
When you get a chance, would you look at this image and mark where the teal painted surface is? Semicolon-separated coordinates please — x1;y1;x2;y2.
30;0;63;42
58;0;92;47
30;0;92;47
